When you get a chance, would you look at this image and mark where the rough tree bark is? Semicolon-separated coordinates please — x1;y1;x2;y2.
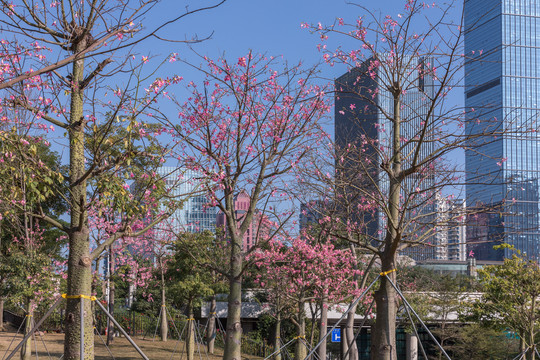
187;304;195;360
273;312;282;360
64;36;94;360
160;260;168;342
20;299;34;360
223;237;243;360
294;302;307;360
344;304;358;360
370;89;401;360
0;297;4;331
207;295;217;354
318;294;328;360
371;257;398;360
106;246;115;346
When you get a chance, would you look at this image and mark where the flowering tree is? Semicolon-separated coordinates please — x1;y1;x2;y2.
0;225;61;360
162;52;330;360
170;226;230;354
297;1;510;358
88;202;159;344
251;238;362;360
0;1;225;359
0;128;67;358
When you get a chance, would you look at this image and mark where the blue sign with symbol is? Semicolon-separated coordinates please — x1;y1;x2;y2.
331;328;341;343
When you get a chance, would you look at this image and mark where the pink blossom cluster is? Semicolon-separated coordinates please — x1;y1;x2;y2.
250;237;363;309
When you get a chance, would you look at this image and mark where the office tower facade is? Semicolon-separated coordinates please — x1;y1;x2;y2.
465;0;540;260
299;200;325;232
157;167;216;233
335;56;437;261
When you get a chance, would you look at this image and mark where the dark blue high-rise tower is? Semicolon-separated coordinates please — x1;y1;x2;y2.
334;57;437;261
465;0;540;260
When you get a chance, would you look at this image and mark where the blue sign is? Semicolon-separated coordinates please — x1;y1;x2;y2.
504;330;520;339
331;328;341;343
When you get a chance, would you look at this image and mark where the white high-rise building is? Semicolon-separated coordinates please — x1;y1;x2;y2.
435;195;466;261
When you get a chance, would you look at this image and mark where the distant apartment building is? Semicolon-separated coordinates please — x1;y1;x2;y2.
435;196;467;261
216;190;270;251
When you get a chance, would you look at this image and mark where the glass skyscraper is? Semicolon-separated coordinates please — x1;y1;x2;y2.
335;56;437;261
156;167;216;233
465;0;540;260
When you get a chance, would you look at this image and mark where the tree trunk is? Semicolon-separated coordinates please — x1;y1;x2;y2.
370;254;397;360
187;304;195;360
344;302;358;360
318;295;328;360
0;297;4;331
63;36;93;360
530;297;536;360
106;282;115;344
207;295;217;354
371;90;401;360
20;300;33;360
158;257;168;341
160;291;168;341
223;233;243;360
107;246;115;346
345;244;363;360
274;311;282;360
294;303;307;360
520;331;526;356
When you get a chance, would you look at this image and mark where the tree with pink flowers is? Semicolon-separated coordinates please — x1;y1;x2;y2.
159;52;330;360
0;1;225;359
88;188;181;344
251;238;362;360
0;224;62;360
295;0;518;358
0;129;68;359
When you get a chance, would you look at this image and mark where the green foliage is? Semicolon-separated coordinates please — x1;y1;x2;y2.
0;135;66;306
444;324;520;359
167;231;228;310
87;118;168;217
467;248;540;352
0;130;66;218
0;133;68;250
0;235;58;302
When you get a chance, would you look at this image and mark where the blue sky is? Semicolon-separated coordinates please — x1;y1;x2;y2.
147;0;465;157
143;0;456;84
38;0;464;201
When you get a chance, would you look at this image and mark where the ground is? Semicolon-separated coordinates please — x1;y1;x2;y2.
0;326;259;360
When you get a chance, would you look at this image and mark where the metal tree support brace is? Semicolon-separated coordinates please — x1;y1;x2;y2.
6;294;151;360
5;297;63;360
94;298;150;360
303;275;380;360
263;338;295;360
385;276;452;360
